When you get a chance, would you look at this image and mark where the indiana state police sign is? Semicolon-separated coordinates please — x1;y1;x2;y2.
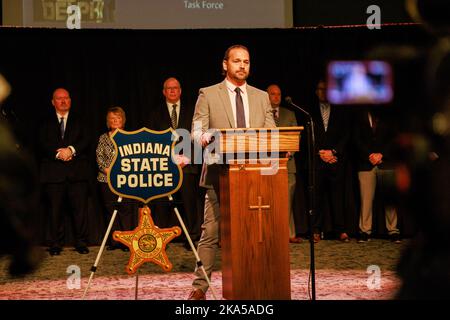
108;128;182;203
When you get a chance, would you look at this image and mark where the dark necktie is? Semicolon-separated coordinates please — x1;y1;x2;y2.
320;103;330;132
372;114;378;133
60;117;65;139
171;104;178;129
272;108;280;127
369;112;377;134
234;87;246;128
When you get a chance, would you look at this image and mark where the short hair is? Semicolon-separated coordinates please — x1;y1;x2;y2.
266;84;281;92
106;106;126;129
52;88;70;99
316;79;327;89
222;44;250;75
163;77;181;90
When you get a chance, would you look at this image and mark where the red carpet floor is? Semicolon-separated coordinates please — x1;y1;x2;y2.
0;240;403;300
0;270;400;300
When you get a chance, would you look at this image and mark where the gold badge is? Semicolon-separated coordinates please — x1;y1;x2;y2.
113;206;181;274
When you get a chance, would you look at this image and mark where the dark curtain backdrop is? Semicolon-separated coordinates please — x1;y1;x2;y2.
0;25;428;245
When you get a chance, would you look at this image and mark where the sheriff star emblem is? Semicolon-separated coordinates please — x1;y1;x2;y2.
113;206;181;274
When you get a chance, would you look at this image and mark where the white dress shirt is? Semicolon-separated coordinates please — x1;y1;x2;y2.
166;100;180;124
225;79;250;128
55;111;76;157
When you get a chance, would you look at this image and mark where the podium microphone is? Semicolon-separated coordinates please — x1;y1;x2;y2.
284;95;317;301
284;96;315;154
284;96;311;118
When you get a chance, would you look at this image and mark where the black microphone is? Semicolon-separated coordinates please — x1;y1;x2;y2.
284;96;311;118
285;96;316;300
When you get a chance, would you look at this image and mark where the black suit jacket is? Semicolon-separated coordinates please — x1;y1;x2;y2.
311;103;350;170
38;111;90;183
150;100;199;174
353;108;396;171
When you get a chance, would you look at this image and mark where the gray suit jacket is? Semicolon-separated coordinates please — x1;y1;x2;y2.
192;80;276;187
277;106;298;174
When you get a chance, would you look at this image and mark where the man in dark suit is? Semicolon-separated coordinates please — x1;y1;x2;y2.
354;107;401;243
311;80;350;242
267;84;302;243
150;77;204;250
38;88;90;256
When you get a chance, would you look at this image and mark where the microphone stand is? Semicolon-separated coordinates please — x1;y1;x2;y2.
285;97;316;300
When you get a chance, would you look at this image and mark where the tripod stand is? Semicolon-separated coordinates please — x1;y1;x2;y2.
82;195;218;300
83;197;123;299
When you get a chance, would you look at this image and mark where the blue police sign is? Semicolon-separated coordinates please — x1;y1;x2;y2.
108;128;182;203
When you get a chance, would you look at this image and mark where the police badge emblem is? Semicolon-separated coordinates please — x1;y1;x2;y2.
108;127;183;273
108;127;182;203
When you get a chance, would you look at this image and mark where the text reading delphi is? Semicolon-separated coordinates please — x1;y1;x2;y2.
184;0;224;10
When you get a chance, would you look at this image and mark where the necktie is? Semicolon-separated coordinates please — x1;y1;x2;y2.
171;104;178;129
60;117;65;139
272;108;279;127
320;103;330;132
369;112;377;134
234;87;246;128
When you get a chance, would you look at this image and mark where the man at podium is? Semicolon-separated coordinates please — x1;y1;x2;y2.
188;44;275;300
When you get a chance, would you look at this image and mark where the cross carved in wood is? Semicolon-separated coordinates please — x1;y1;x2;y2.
248;196;271;242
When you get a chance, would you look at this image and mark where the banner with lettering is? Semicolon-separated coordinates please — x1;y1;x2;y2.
108;127;182;203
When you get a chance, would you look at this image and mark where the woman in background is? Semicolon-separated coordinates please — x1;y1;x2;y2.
96;106;135;251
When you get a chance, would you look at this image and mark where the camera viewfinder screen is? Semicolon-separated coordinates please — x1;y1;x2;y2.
327;61;393;105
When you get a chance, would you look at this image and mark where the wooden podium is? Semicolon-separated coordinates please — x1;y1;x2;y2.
218;127;303;300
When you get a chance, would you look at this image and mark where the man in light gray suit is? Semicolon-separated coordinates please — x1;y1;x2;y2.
188;44;275;300
267;84;301;244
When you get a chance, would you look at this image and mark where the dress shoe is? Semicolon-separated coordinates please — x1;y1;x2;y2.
357;232;370;243
289;237;302;244
75;246;89;254
339;233;350;242
188;289;206;300
106;245;119;251
48;247;61;256
390;233;402;244
120;246;130;252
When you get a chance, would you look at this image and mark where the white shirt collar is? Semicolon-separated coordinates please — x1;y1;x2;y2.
166;100;180;109
225;79;247;95
56;111;69;120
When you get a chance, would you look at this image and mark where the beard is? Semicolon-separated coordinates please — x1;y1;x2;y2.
231;70;248;81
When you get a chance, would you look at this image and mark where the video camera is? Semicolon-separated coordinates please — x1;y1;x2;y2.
327;60;393;105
